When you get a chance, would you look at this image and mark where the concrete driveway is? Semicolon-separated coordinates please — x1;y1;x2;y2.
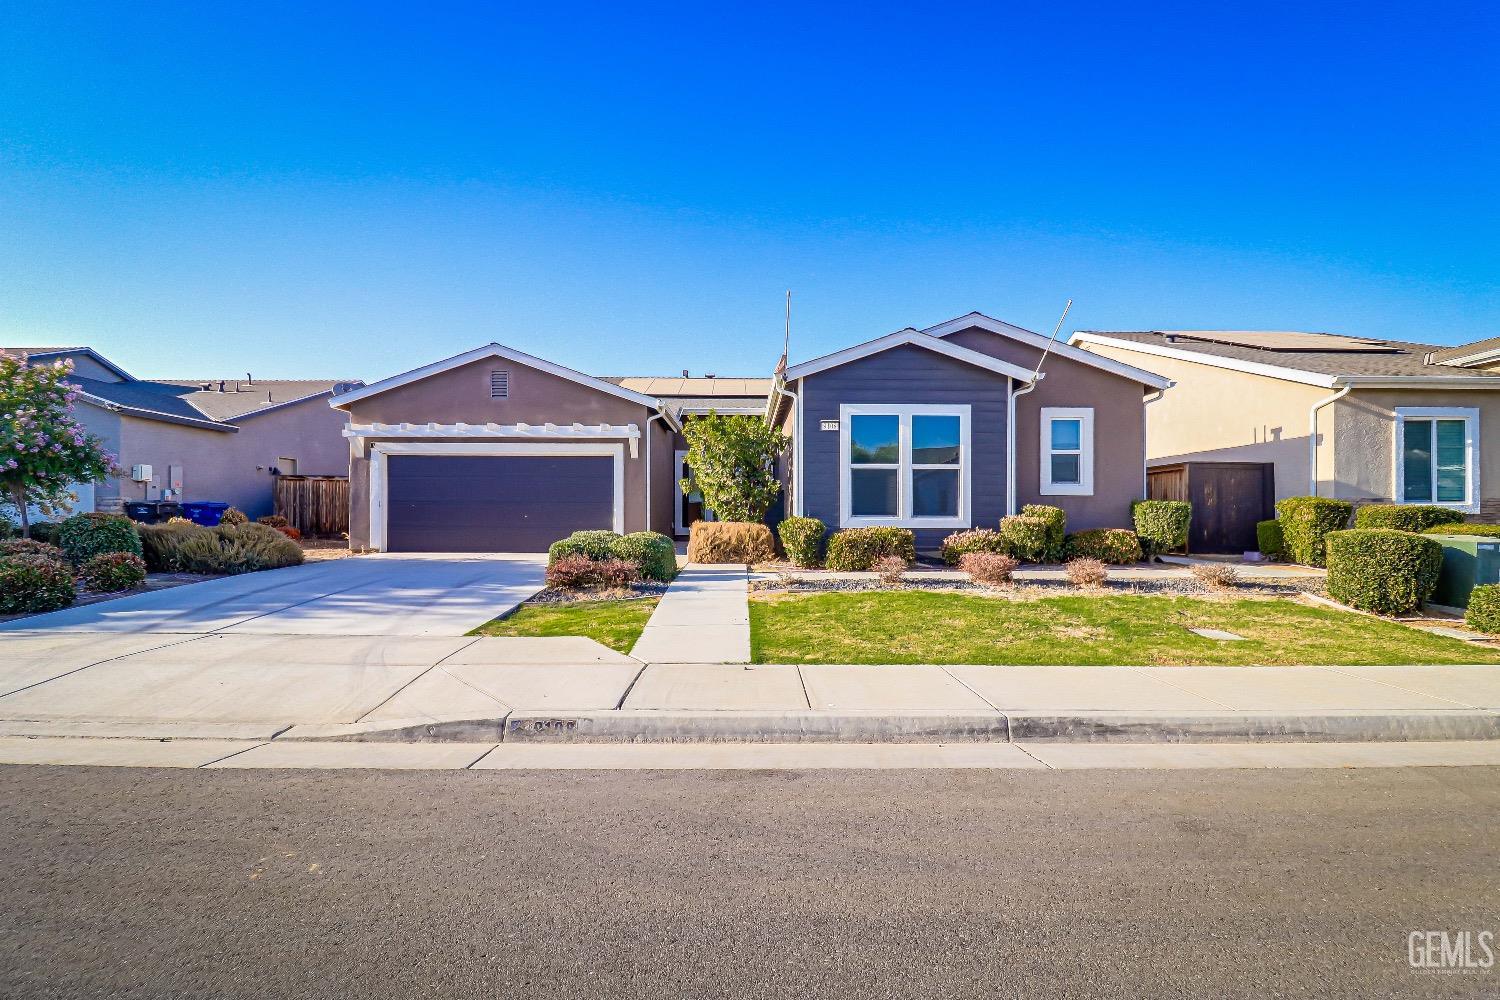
0;554;548;636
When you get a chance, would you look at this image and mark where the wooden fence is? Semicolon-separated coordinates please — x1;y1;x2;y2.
274;476;349;537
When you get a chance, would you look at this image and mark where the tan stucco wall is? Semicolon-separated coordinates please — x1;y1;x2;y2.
1078;343;1331;502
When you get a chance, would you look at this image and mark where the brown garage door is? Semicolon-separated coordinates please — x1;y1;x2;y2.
386;455;614;552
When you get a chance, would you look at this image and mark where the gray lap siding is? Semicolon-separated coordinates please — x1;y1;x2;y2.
799;345;1009;552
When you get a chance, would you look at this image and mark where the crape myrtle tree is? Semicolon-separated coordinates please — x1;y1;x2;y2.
0;356;118;537
678;411;787;523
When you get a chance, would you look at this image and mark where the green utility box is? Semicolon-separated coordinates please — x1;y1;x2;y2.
1428;535;1500;608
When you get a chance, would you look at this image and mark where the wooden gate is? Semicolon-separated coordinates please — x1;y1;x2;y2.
274;475;349;537
1148;462;1274;554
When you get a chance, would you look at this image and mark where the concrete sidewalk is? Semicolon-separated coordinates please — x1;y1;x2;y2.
629;565;750;663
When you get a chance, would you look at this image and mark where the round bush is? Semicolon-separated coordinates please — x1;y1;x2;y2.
958;551;1018;587
939;528;1010;565
998;515;1050;562
1464;584;1500;634
1063;529;1142;565
1131;500;1191;558
1019;504;1067;561
1065;557;1109;589
1256;519;1284;559
55;512;143;566
1353;504;1464;533
0;553;77;614
613;531;677;581
0;538;68;563
218;507;249;526
547;530;623;565
1325;528;1443;614
1274;497;1352;567
824;527;916;571
777;516;826;568
80;552;147;593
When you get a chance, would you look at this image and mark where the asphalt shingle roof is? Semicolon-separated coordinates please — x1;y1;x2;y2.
1077;331;1500;380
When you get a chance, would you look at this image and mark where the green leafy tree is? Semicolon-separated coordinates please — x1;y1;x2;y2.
1;357;118;538
678;412;786;523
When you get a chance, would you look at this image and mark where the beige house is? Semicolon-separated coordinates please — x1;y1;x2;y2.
1072;331;1500;522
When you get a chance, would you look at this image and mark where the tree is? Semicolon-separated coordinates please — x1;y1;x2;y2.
678;412;787;523
1;357;118;537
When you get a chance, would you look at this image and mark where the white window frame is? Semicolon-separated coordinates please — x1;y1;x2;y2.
839;403;971;529
1393;406;1480;513
1040;407;1094;496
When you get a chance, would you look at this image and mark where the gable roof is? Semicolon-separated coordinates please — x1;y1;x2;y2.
1428;335;1500;367
1071;331;1500;389
922;312;1173;389
73;376;351;430
784;328;1039;383
328;343;674;420
2;346;135;382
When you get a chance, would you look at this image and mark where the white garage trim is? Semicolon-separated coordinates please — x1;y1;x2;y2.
369;441;626;551
344;421;641;458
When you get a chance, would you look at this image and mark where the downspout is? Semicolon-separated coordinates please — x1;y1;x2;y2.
771;380;801;515
1141;387;1166;499
1007;376;1039;515
1307;382;1351;496
645;412;670;534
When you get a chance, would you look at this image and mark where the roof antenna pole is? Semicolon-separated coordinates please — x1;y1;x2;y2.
783;290;791;362
1029;298;1073;383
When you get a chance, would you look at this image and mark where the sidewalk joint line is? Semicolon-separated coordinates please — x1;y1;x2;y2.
1012;743;1055;769
613;662;650;710
937;665;1005;714
1320;665;1477;708
1127;665;1237;710
795;665;812;709
0;632;215;702
353;637;493;724
197;741;271;767
462;743;503;768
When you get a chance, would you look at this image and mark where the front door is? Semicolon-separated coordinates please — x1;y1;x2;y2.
675;450;708;536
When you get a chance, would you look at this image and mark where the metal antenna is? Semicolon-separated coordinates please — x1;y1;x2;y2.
1028;298;1074;383
775;290;791;376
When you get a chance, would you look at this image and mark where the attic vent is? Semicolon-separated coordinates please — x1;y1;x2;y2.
490;370;510;399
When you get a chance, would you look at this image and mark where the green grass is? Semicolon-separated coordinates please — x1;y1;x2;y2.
470;597;658;652
748;591;1500;666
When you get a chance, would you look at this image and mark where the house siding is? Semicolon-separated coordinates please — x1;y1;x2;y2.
798;345;1009;551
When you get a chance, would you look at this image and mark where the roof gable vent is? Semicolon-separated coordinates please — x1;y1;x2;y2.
490;369;510;399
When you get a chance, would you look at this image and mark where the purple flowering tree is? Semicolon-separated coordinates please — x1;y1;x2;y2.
1;356;118;537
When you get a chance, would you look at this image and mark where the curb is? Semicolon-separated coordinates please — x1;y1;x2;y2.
504;710;1011;744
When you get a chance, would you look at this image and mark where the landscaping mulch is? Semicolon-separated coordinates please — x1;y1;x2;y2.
525;582;671;606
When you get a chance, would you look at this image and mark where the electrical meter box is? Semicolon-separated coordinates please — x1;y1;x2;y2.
1429;535;1500;608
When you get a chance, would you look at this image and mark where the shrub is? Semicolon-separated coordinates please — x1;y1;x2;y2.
1063;529;1142;565
257;515;289;528
1353;504;1464;533
0;553;76;613
277;526;303;542
0;538;68;563
872;555;909;587
998;515;1049;562
27;522;61;546
1421;522;1500;538
1132;500;1191;558
1020;504;1067;561
545;554;640;590
205;523;305;574
136;521;302;575
1325;528;1443;614
547;529;622;565
1464;584;1500;634
55;512;142;565
1065;557;1109;589
1190;562;1240;590
678;412;786;522
686;521;777;564
777;516;826;568
824;527;917;571
959;551;1018;587
613;531;677;581
939;528;1010;565
1275;496;1352;567
1256;519;1284;559
219;507;249;526
137;522;201;572
80;551;147;592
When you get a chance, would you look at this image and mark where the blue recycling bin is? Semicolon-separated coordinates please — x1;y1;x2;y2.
180;501;230;526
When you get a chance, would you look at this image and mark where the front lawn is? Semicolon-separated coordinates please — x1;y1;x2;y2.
748;591;1500;666
470;597;658;653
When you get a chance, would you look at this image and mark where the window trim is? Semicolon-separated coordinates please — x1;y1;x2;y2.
1040;407;1095;496
839;403;971;528
1393;406;1480;513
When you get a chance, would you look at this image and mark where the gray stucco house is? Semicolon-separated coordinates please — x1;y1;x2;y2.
330;312;1171;553
4;346;356;520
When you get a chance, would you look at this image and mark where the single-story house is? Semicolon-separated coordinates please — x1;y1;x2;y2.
333;311;1171;553
3;346;357;520
1072;330;1500;544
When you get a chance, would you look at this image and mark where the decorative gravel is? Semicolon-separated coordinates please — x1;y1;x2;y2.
525;582;672;606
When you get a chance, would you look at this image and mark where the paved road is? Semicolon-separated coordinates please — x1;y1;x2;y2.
1;766;1496;998
0;553;546;635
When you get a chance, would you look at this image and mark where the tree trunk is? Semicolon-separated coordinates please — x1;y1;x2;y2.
10;484;30;539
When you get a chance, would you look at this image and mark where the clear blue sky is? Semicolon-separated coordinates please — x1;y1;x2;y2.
2;2;1496;382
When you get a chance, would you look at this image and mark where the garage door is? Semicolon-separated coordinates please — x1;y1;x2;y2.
385;455;615;552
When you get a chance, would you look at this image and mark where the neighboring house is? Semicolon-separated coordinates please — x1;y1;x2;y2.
3;346;357;520
334;313;1170;554
1072;330;1500;528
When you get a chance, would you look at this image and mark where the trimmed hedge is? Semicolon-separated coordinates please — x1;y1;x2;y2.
1132;500;1191;558
613;532;677;582
777;516;826;568
686;522;777;564
998;515;1050;563
80;552;147;593
939;528;1010;565
1353;504;1464;533
824;527;916;572
1256;519;1284;560
1464;584;1500;634
547;530;622;564
0;553;77;614
1421;522;1500;538
56;512;142;566
1325;528;1443;614
1019;504;1067;561
1274;496;1353;567
1063;528;1142;565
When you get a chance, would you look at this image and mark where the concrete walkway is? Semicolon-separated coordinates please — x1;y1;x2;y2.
629;565;750;663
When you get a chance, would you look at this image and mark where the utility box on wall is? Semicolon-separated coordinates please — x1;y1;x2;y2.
1429;535;1500;609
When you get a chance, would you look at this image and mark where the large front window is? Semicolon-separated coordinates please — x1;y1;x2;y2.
1396;407;1477;510
842;405;970;527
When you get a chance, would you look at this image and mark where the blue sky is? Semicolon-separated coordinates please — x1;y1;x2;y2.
1;2;1496;382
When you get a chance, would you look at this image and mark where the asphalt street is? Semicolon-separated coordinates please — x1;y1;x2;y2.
2;765;1497;999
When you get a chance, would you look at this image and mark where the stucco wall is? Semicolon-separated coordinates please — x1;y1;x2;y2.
1076;342;1329;502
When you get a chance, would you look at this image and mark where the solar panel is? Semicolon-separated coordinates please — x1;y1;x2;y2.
1161;331;1401;353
